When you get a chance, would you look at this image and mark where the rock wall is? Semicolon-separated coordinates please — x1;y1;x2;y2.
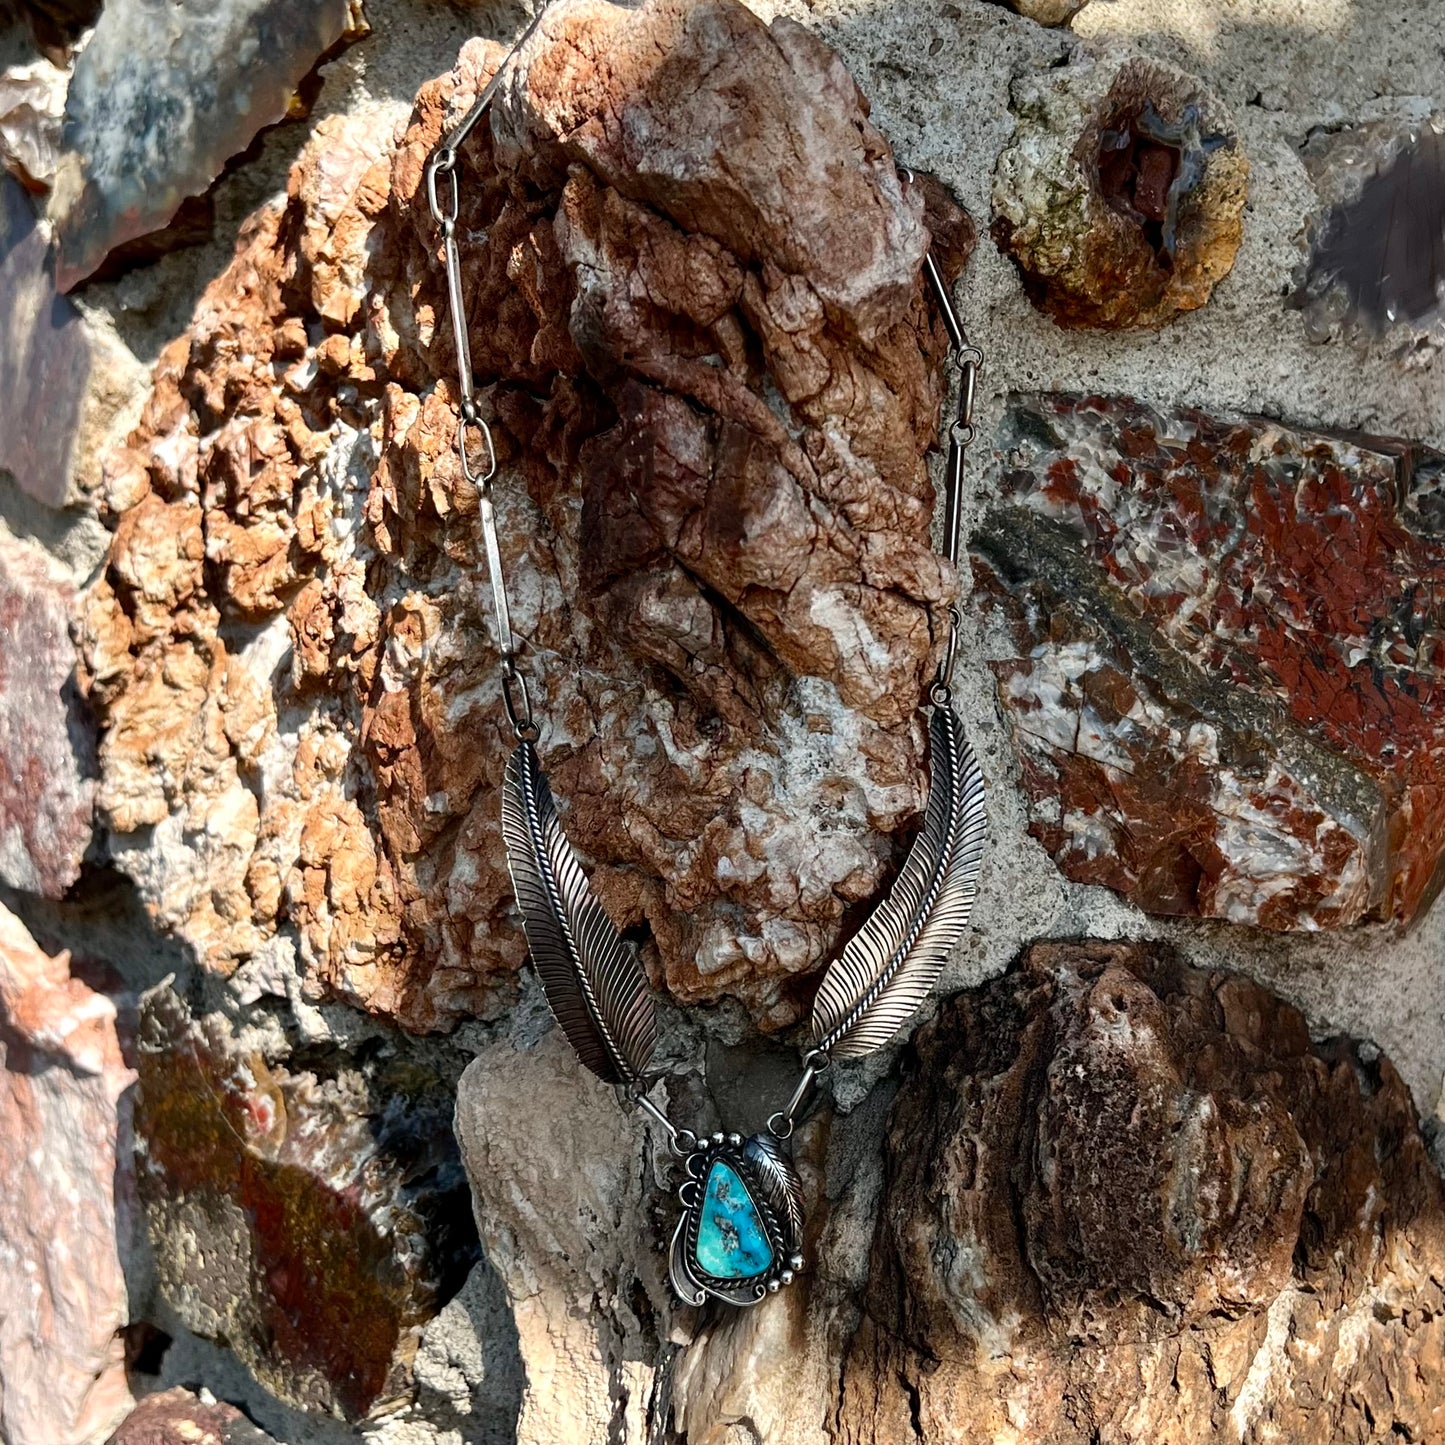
0;0;1441;1442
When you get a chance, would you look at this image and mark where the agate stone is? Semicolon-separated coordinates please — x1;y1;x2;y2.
695;1160;773;1279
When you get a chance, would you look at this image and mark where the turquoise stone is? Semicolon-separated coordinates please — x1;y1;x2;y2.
694;1160;774;1280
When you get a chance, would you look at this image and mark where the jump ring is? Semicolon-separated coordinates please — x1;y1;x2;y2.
767;1111;794;1140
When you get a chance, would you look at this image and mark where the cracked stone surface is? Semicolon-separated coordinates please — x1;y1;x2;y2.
992;46;1248;328
0;901;135;1445
454;1033;660;1445
972;393;1445;929
48;0;368;290
836;940;1445;1445
78;0;970;1034
0;523;96;898
134;982;479;1421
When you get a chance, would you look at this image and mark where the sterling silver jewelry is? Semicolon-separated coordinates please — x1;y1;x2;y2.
427;15;987;1309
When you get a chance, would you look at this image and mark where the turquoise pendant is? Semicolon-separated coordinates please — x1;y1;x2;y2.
670;1132;805;1307
695;1161;774;1278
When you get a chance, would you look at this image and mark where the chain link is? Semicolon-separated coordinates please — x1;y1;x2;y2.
426;11;557;741
919;230;982;705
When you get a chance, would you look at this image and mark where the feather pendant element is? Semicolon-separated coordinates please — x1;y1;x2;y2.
744;1133;805;1255
501;739;657;1085
811;706;986;1060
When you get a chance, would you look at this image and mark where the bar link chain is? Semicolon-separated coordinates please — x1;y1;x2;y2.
428;44;984;1125
427;4;555;741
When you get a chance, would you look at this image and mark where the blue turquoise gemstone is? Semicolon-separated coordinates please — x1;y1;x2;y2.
694;1160;774;1280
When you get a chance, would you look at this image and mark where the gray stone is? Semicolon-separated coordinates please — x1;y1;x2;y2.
0;523;96;898
49;0;367;290
1295;121;1445;344
0;177;89;506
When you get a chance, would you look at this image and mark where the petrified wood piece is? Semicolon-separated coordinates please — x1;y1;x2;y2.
80;0;970;1031
134;984;478;1421
840;940;1445;1445
973;393;1445;928
992;48;1247;329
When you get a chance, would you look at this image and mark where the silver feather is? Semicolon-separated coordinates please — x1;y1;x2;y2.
744;1134;805;1254
501;738;657;1085
810;706;986;1060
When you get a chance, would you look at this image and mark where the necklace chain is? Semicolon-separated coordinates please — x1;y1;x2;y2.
426;8;984;1148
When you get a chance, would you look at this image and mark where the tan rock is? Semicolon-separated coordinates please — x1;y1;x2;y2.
453;1033;658;1445
0;902;135;1445
80;0;971;1033
0;58;66;192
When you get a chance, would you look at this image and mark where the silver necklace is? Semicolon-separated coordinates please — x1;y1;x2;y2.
425;10;987;1309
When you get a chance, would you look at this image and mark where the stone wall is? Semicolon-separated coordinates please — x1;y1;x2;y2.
0;0;1441;1442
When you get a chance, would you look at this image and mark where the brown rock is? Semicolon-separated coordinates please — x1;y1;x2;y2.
838;940;1445;1445
992;48;1248;328
973;393;1445;928
80;0;970;1032
106;1389;275;1445
0;902;135;1445
133;983;479;1421
989;0;1091;26
0;526;96;898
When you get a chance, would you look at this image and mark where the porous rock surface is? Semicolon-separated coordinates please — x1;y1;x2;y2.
836;941;1445;1445
992;47;1248;328
974;393;1445;929
134;982;478;1421
0;902;135;1445
79;0;968;1034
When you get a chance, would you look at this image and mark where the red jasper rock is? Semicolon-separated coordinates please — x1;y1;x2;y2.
0;524;96;898
972;393;1445;929
107;1389;275;1445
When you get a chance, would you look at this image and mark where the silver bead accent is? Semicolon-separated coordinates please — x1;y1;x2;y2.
767;1279;781;1293
727;1132;742;1146
781;1270;794;1284
789;1253;804;1270
712;1131;725;1144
